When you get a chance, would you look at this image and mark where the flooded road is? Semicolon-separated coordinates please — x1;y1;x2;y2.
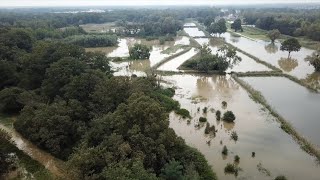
241;76;320;148
0;123;65;178
163;74;320;180
222;33;316;79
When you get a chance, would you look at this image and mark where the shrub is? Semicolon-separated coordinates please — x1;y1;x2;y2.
199;117;207;122
224;163;237;173
274;175;287;180
222;101;227;108
202;107;208;114
231;131;238;141
205;122;215;134
252;152;256;157
223;111;236;122
234;155;240;163
222;145;228;155
216;110;221;120
175;108;191;119
157;88;175;97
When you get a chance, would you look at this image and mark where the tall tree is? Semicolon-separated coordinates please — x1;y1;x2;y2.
280;38;301;58
231;19;243;32
267;29;281;43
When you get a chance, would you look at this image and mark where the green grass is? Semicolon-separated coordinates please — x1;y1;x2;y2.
232;75;320;161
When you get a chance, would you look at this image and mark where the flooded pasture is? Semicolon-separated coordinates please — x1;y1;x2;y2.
184;27;206;37
241;76;320;148
157;48;198;71
222;33;316;79
163;74;320;180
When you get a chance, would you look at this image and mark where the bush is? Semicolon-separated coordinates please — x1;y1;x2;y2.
202;107;208;113
224;163;237;173
274;175;287;180
175;108;191;119
216;110;221;120
129;43;151;60
205;122;215;134
156;88;175;98
234;155;240;163
231;131;238;141
199;117;207;122
223;111;236;122
222;145;228;155
222;101;227;108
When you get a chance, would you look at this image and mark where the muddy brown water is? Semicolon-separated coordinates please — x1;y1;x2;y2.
241;76;320;148
163;74;320;180
0;123;65;178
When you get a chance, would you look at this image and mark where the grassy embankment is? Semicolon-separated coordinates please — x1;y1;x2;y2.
226;23;320;50
0;115;55;180
232;76;320;161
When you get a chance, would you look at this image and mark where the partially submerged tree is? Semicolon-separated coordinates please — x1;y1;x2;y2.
305;49;320;71
129;43;151;60
267;29;281;43
208;18;227;36
231;19;243;32
280;38;301;58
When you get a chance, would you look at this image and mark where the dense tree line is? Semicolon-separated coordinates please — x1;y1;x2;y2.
242;8;320;41
64;34;118;47
0;27;216;179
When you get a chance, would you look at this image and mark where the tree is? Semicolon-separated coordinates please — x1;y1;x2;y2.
0;87;25;114
160;160;184;180
305;49;320;71
208;18;227;36
222;111;236;122
280;38;301;58
231;19;243;32
129;43;151;60
267;29;281;43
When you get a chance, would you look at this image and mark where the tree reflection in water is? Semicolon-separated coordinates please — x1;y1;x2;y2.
264;43;278;54
278;57;298;72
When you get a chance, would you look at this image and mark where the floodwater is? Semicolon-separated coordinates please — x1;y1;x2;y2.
174;36;190;46
184;22;197;27
0;123;65;178
163;74;320;180
193;38;272;73
157;48;198;71
184;27;206;37
241;76;320;148
222;32;316;79
111;60;148;77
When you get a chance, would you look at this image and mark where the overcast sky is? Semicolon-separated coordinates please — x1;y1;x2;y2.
1;0;319;7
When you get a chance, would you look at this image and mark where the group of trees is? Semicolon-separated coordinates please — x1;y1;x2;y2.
208;18;227;36
64;34;118;47
231;19;243;32
0;27;216;179
129;44;151;60
242;9;320;41
183;44;241;72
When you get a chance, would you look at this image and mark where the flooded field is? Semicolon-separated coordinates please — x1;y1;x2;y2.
241;76;320;148
222;33;316;79
193;38;272;73
157;48;198;71
184;27;206;37
111;60;148;77
163;74;320;180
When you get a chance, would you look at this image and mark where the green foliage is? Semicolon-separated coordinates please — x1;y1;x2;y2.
204;122;215;134
305;49;320;71
231;131;238;141
160;160;184;180
202;107;208;113
267;29;281;43
224;163;238;174
199;117;207;123
274;175;287;180
0;87;25;114
129;43;151;60
231;19;243;32
216;110;221;120
223;111;236;122
222;145;228;155
182;45;241;72
222;101;227;108
208;18;227;36
64;34;118;47
280;38;301;57
234;155;240;163
175;108;191;119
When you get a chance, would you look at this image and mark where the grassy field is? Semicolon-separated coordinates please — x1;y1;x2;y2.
227;23;320;50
